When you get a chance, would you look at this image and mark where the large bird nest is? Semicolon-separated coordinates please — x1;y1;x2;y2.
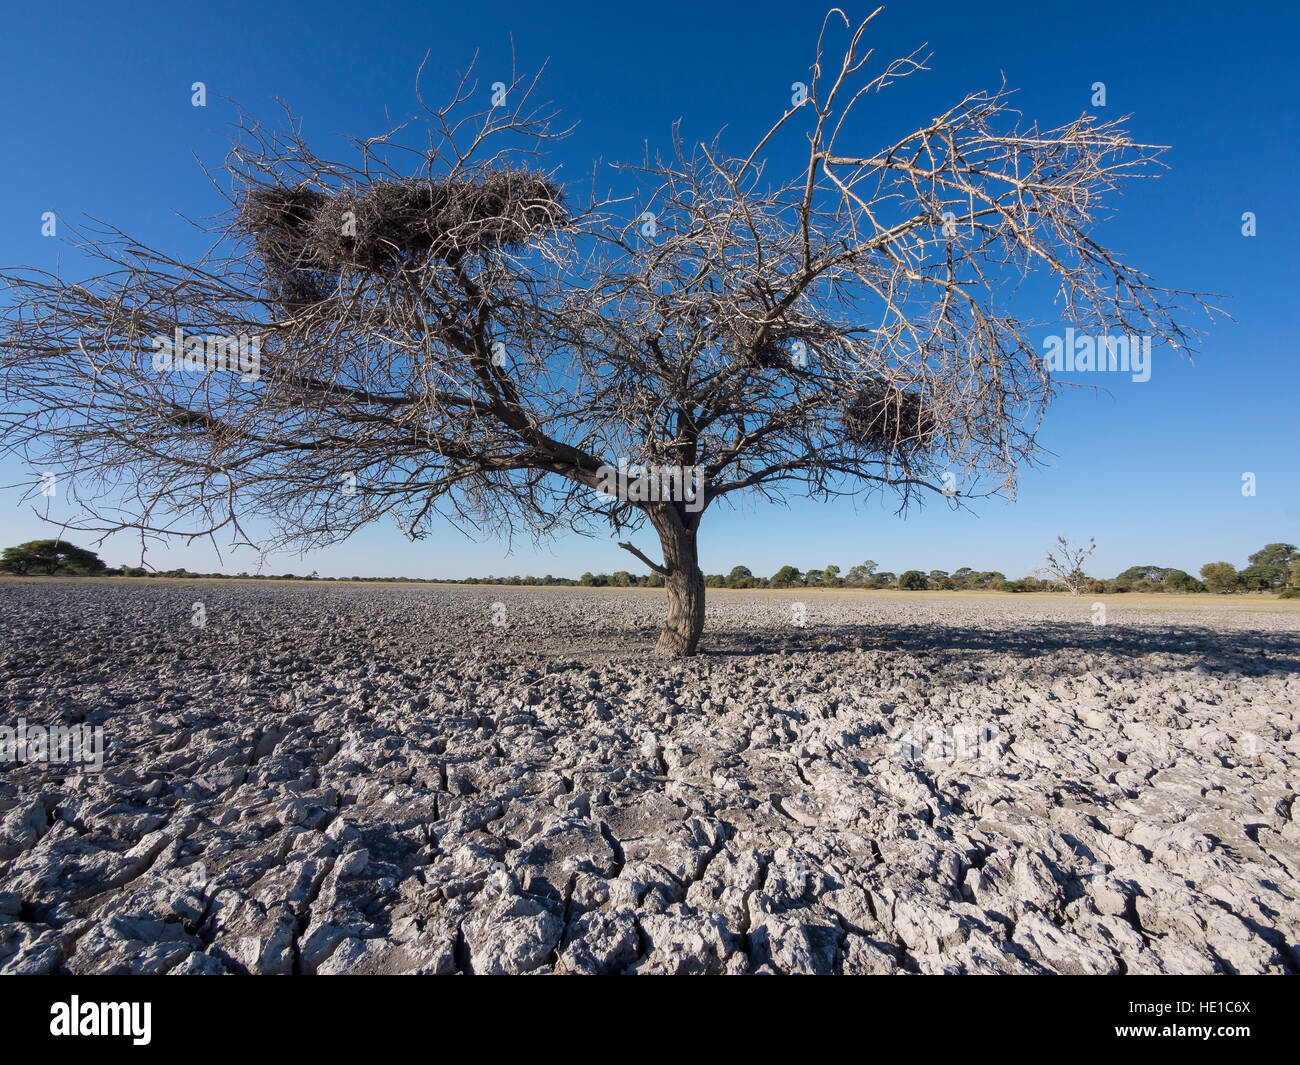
239;169;566;307
709;308;801;369
730;321;797;369
842;381;938;453
239;184;336;306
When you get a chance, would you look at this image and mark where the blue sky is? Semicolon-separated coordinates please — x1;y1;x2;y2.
1;0;1296;580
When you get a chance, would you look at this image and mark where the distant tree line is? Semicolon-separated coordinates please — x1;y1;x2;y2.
2;540;1296;597
1195;543;1300;597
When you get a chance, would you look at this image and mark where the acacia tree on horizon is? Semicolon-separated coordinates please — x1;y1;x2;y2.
0;10;1212;655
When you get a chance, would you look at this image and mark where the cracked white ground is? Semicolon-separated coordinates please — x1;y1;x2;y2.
1;581;1297;974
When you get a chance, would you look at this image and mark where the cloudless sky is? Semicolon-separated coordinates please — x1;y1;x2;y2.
1;0;1296;580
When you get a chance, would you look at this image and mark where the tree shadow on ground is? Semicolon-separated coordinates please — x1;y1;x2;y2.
693;619;1300;680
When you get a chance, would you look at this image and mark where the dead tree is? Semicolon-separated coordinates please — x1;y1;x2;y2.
1040;536;1097;596
0;10;1212;655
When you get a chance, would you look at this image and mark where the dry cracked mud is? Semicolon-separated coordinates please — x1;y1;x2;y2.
1;580;1298;975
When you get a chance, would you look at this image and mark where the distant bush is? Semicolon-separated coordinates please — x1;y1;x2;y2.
1163;569;1204;593
770;565;802;588
1000;577;1050;592
1200;561;1239;593
0;540;106;575
898;570;928;590
1238;564;1278;591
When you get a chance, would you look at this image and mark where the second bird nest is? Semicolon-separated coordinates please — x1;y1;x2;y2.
842;381;937;453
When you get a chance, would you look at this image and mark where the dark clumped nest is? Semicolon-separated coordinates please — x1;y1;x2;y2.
712;308;805;369
712;293;848;370
239;184;335;307
842;380;937;453
239;168;566;308
731;321;798;368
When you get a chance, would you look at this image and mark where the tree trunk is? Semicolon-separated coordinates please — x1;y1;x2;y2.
650;508;705;657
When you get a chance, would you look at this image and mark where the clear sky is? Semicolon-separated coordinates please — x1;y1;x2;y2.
1;0;1296;580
